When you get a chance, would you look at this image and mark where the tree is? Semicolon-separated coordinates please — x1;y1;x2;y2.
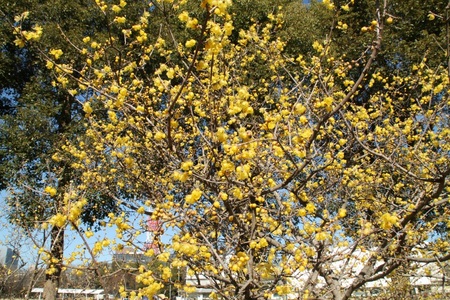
9;0;450;299
0;0;148;298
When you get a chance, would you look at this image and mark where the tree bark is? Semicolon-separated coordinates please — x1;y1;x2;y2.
43;225;64;300
43;280;57;300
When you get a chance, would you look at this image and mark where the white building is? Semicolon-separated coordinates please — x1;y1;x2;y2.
181;274;214;300
179;247;450;299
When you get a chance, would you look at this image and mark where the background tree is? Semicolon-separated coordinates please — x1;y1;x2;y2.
0;0;152;298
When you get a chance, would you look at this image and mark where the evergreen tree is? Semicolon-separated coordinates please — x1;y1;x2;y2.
0;1;148;298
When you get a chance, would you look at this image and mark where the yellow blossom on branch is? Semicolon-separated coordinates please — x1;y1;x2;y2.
49;49;63;59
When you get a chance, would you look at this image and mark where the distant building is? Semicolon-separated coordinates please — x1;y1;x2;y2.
178;247;450;300
182;274;214;300
112;217;162;264
112;247;150;265
0;246;19;269
31;288;106;300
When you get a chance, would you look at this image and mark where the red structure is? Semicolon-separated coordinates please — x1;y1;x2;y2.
145;218;161;254
147;219;161;232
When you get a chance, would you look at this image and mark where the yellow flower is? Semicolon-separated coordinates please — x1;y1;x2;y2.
162;267;172;280
216;127;228;142
312;41;323;52
68;89;77;96
91;41;99;49
380;213;398;230
46;60;54;69
14;11;29;22
166;68;175;79
49;213;67;227
306;202;316;214
178;11;189;22
181;160;193;171
185;39;197;48
185;188;202;204
294;103;306;115
338;138;347;146
273;146;284;157
31;25;43;40
14;38;25;48
184;285;196;293
323;0;335;10
192;189;202;200
338;208;347;218
132;24;142;31
44;186;57;197
115;17;126;24
219;192;228;201
236;164;251;180
154;131;166;141
186;18;198;29
232;187;244;200
275;285;292;295
315;231;330;241
50;49;64;60
83;102;93;115
112;5;121;13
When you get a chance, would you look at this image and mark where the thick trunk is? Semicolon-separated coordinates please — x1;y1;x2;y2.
42;94;71;300
43;225;64;300
43;280;57;300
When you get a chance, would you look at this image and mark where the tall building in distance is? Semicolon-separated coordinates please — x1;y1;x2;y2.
145;218;161;255
0;246;19;270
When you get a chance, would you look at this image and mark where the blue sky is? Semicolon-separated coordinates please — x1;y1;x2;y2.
0;190;173;266
0;191;8;243
0;190;109;264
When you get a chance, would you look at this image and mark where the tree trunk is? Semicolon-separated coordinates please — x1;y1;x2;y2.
42;94;71;300
43;280;57;300
43;225;64;300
